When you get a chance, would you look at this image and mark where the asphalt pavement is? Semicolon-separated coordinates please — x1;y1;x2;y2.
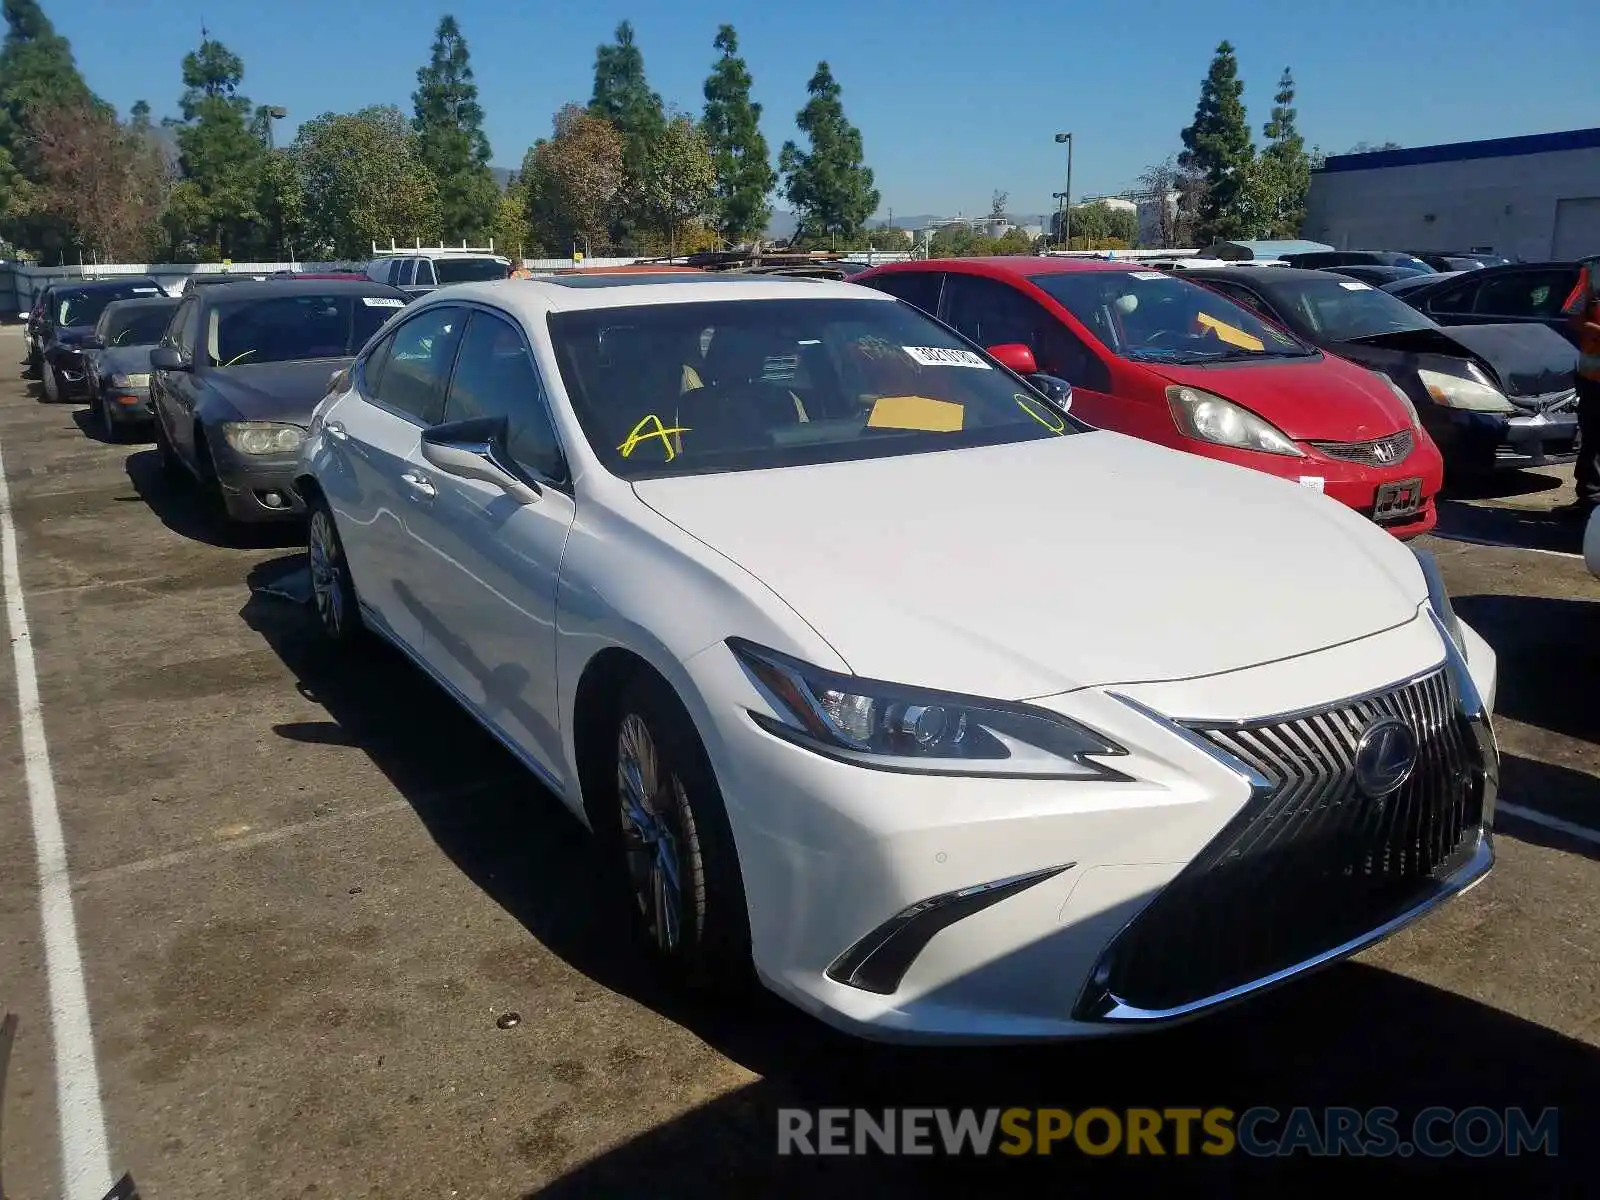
1;323;1597;1198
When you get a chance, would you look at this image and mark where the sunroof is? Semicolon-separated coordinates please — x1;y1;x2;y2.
542;272;784;288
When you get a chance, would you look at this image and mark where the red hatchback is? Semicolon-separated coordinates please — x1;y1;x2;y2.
856;258;1444;538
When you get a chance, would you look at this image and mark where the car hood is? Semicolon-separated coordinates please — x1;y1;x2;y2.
632;433;1425;699
98;345;157;376
1345;323;1578;401
52;325;94;347
201;358;355;423
1139;354;1413;441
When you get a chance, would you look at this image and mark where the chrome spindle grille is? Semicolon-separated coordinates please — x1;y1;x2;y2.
1308;429;1415;467
1085;668;1484;1015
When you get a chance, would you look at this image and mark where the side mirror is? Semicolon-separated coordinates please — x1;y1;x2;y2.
420;416;542;505
1027;373;1074;411
986;342;1038;375
149;345;190;372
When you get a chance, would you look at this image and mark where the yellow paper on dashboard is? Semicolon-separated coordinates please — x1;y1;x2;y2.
1195;312;1265;352
866;395;965;432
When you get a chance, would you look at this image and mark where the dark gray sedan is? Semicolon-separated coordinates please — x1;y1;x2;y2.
82;296;181;441
148;278;410;538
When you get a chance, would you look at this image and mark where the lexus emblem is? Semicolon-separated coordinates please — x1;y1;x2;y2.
1353;717;1418;798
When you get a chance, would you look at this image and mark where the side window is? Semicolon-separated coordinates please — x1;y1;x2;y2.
416;259;437;286
360;331;395;394
1474;272;1560;318
1202;280;1265;311
372;305;464;423
861;271;943;316
442;310;565;481
1425;279;1479;315
168;297;197;356
393;258;416;287
942;273;1109;391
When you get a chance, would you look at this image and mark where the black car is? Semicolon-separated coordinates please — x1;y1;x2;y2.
80;296;181;442
1186;266;1579;476
1394;261;1585;348
148;278;411;537
32;277;165;401
1281;249;1437;274
1318;264;1430;287
1408;250;1511;271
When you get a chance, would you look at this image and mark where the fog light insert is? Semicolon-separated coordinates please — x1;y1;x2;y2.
259;491;286;509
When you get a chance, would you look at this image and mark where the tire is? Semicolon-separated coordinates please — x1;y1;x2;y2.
306;491;363;645
194;430;246;544
607;672;751;990
42;362;60;402
95;396;125;444
152;408;182;476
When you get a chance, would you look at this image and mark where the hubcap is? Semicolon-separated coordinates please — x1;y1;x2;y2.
308;512;343;634
617;713;684;953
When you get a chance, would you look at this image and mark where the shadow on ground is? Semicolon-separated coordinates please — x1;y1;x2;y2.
237;557;1599;1194
1453;593;1600;746
122;446;302;550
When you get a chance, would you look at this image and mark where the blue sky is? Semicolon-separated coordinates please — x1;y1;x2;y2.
52;0;1600;219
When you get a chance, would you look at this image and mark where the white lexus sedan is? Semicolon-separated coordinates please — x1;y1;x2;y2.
294;274;1500;1043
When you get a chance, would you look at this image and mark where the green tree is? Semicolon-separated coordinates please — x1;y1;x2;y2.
1248;66;1311;237
523;103;625;257
292;105;441;258
1179;40;1255;243
779;62;879;245
490;178;527;261
172;38;270;259
256;148;305;259
412;14;499;244
634;113;715;256
0;0;103;251
589;20;664;250
700;25;774;246
1054;201;1137;247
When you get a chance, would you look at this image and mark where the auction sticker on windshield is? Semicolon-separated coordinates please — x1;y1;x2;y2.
903;346;990;368
1129;271;1166;281
1339;281;1370;290
362;297;406;308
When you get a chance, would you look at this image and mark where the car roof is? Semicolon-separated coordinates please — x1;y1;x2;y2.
50;277;161;293
1182;266;1380;286
405;275;892;318
189;279;411;304
101;295;180;310
872;256;1133;277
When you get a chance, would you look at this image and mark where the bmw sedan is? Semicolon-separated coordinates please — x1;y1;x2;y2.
295;275;1500;1042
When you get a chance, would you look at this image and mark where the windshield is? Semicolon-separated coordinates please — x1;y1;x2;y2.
58;283;163;327
547;297;1084;480
1027;270;1315;364
102;303;178;347
205;293;404;367
434;257;512;284
1258;276;1435;341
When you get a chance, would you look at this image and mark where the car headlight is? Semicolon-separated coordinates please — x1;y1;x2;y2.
220;421;306;455
1412;546;1463;651
1417;367;1515;413
1378;373;1423;429
728;639;1128;779
1165;386;1303;456
109;373;150;390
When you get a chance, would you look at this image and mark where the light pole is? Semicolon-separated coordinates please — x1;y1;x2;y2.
1052;192;1068;250
1054;132;1074;249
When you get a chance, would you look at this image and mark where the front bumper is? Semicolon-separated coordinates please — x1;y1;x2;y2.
688;608;1497;1043
46;351;91;398
1426;407;1579;473
210;442;307;522
101;388;153;423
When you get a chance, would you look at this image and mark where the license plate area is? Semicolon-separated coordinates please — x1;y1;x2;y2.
1374;477;1423;522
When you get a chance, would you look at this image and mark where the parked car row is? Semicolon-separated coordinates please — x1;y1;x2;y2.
13;264;1503;1044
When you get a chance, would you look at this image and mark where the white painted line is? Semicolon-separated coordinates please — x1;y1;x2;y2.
0;438;113;1199
1430;532;1581;560
1497;801;1600;847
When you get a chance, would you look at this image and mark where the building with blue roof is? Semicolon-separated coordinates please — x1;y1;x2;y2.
1304;126;1600;261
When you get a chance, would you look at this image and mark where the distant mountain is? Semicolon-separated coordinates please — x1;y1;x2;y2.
491;166;516;189
763;210;1053;238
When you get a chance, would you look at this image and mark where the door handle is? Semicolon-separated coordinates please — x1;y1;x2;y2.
400;470;437;501
324;420;348;442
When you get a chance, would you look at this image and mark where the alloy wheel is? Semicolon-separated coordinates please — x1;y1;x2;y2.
617;712;686;954
308;510;344;637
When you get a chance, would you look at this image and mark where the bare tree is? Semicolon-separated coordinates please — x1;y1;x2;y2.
25;99;168;259
990;189;1008;220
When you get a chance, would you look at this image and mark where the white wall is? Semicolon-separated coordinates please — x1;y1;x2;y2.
1305;146;1600;260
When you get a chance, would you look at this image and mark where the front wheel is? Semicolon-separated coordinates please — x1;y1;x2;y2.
610;673;750;990
41;362;60;402
95;396;125;444
306;492;362;645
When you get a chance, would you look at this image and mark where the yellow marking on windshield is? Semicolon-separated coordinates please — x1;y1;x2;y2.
1195;313;1264;352
866;394;964;432
619;413;691;461
1016;394;1066;434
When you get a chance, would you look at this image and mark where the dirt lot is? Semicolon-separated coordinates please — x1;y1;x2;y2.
1;322;1598;1197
